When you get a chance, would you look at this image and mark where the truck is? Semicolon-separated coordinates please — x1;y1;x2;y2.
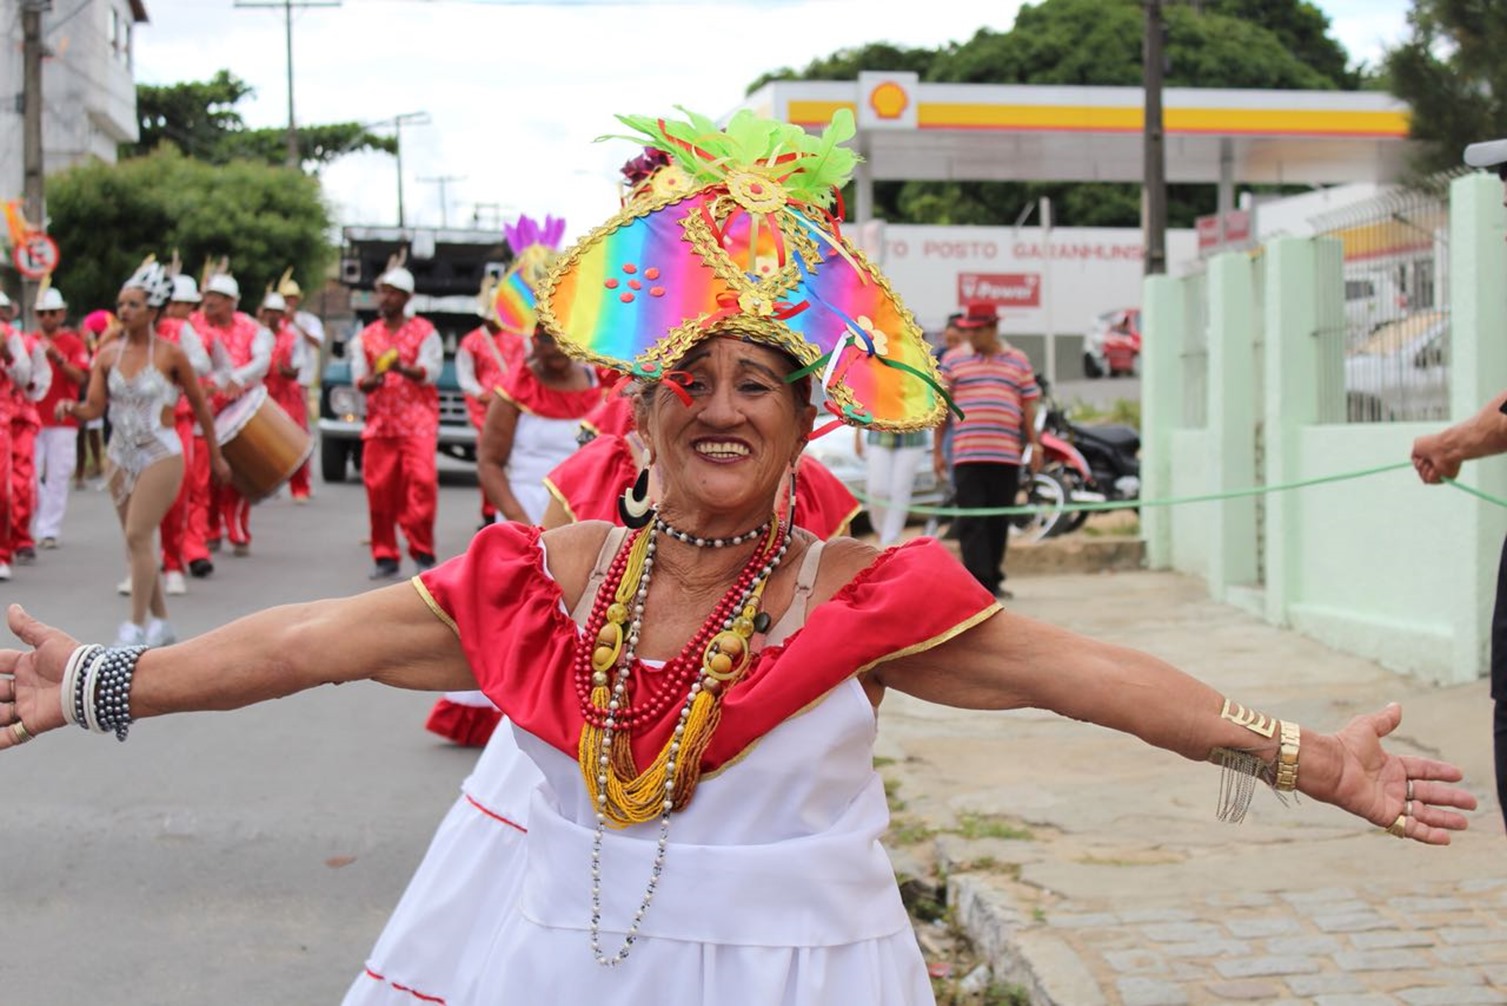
319;226;511;482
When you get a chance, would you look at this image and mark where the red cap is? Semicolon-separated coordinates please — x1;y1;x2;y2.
955;301;999;329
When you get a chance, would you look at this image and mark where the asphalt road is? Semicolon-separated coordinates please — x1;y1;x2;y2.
3;461;489;1004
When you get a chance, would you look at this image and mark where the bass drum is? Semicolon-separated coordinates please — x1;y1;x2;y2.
214;384;313;503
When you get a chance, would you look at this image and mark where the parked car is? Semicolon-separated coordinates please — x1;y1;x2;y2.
1344;271;1407;338
1343;308;1448;423
1083;307;1140;378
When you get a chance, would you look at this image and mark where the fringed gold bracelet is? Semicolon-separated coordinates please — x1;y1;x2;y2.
1209;700;1301;823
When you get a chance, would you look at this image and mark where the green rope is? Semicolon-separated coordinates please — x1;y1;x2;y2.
849;460;1501;518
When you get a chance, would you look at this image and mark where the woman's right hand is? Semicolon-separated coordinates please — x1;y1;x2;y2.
53;401;71;422
0;606;80;750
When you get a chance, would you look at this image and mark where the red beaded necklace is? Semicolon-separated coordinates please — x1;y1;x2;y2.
572;521;783;732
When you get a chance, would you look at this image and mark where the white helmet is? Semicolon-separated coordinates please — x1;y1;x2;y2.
35;288;66;312
261;292;288;312
205;274;241;300
376;267;415;295
171;275;202;304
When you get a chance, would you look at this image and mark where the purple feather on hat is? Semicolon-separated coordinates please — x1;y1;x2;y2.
504;214;566;255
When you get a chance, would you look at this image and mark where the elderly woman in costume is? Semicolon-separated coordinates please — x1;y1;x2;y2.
0;112;1477;1006
55;260;230;648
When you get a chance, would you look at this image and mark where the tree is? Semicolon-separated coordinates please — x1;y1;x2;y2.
1385;0;1507;176
125;70;396;169
46;147;334;315
751;0;1361;227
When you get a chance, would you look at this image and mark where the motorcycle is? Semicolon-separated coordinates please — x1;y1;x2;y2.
1030;377;1141;536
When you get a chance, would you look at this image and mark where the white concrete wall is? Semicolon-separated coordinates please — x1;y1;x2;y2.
1143;173;1507;685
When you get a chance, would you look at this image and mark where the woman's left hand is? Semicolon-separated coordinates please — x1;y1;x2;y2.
211;456;233;486
1314;704;1477;844
0;606;79;750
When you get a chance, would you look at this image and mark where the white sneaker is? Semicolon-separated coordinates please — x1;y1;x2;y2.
145;618;176;647
114;621;147;646
163;571;188;596
0;562;11;582
117;574;132;596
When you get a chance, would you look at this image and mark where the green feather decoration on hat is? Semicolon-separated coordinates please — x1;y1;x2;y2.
604;107;859;209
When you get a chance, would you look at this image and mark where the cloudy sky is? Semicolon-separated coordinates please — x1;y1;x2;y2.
127;0;1412;238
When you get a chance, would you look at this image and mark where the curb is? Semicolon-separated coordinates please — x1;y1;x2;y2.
948;874;1106;1006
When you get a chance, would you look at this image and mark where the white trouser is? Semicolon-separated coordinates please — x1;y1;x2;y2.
33;425;78;541
865;444;926;547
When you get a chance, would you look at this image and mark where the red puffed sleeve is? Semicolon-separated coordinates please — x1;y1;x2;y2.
411;523;585;755
542;433;637;524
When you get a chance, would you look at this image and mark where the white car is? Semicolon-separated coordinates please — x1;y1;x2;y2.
1343;309;1448;422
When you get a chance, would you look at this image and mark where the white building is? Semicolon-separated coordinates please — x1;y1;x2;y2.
0;0;149;205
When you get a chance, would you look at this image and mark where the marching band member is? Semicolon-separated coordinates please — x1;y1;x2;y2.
9;288;54;566
151;276;215;596
197;273;273;559
262;291;311;497
277;272;321;502
33;287;88;553
0;297;29;581
349;266;443;581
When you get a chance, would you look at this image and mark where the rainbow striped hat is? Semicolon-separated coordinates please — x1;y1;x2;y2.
536;109;953;432
492;214;567;336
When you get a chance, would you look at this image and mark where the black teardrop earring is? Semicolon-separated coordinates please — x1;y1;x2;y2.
618;464;653;528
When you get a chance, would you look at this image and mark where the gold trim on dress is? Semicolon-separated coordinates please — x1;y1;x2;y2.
410;576;459;638
542;476;578;524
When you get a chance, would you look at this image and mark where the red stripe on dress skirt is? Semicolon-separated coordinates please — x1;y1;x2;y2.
464;793;528;833
362;967;446;1004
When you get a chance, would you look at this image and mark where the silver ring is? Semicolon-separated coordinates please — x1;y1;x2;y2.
10;720;32;745
1407;778;1415;801
1405;799;1413;818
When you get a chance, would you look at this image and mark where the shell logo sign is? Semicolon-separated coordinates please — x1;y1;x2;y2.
869;81;909;120
858;71;919;130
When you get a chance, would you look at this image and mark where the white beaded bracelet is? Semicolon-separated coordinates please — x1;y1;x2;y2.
80;648;105;734
59;644;100;727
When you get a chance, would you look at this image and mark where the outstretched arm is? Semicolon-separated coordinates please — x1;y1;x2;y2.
872;605;1476;845
0;583;474;749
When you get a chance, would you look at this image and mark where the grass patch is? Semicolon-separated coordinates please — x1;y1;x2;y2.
887;816;936;846
954;812;1034;842
1067;397;1140;429
872;755;897;768
883;776;908;812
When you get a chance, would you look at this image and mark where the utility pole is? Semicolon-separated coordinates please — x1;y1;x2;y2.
20;1;50;330
368;111;431;228
417;175;465;228
233;0;342;170
1142;0;1167;277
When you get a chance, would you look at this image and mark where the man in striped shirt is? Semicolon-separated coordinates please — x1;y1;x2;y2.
933;301;1041;599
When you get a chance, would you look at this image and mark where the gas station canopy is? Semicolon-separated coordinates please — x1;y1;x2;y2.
740;75;1414;187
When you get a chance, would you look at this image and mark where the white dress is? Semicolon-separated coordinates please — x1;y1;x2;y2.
345;536;933;1006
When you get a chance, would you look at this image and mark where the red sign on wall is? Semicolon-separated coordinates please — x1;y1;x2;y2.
957;272;1040;308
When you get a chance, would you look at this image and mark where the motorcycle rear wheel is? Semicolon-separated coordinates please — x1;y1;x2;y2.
1010;469;1071;543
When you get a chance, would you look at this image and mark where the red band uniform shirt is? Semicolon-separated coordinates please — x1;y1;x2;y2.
350;315;443;565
